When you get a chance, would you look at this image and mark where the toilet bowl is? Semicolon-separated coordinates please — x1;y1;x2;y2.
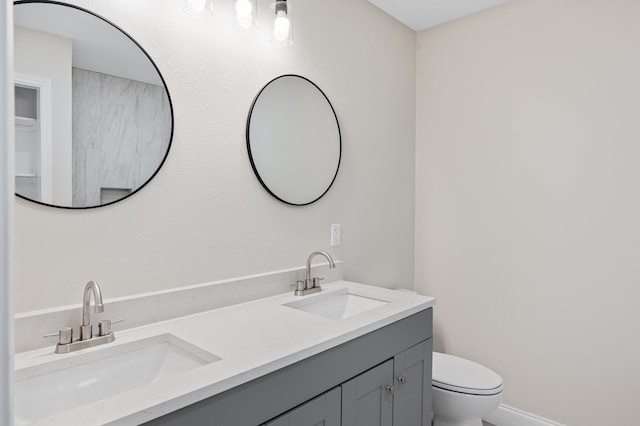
432;352;503;426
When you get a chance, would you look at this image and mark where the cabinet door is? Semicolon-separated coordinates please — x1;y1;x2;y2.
265;387;341;426
341;359;394;426
392;340;432;426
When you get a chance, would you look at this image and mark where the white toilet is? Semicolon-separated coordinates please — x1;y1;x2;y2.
432;352;503;426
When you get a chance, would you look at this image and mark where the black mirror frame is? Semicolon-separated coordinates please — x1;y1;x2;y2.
14;0;174;210
246;74;342;207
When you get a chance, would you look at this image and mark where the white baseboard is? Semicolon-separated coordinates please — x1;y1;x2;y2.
484;404;567;426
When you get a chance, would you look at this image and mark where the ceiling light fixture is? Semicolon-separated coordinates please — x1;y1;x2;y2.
234;0;257;31
271;0;292;46
182;0;294;47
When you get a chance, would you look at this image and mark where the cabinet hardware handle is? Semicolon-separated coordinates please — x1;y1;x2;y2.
386;385;395;395
398;376;407;385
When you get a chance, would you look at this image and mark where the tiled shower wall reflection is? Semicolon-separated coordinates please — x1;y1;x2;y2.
72;68;171;207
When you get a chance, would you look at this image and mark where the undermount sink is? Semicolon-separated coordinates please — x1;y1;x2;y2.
14;333;220;425
284;288;390;320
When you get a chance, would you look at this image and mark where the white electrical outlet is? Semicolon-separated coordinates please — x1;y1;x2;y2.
331;224;341;246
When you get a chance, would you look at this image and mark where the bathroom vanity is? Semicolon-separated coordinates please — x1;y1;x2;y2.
14;279;435;425
147;307;432;426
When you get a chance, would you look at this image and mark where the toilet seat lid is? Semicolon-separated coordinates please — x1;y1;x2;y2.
432;352;503;396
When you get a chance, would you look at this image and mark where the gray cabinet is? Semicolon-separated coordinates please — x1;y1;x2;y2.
267;342;431;426
341;340;432;426
392;340;432;426
265;387;341;426
144;309;432;426
342;359;394;426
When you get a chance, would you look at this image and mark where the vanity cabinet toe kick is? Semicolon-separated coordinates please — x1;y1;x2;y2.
144;308;433;426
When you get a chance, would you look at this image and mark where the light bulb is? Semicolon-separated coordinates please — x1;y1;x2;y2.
234;0;256;31
235;0;253;16
235;0;253;29
273;11;290;42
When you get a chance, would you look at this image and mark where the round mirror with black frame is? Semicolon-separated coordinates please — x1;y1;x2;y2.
13;0;174;209
247;74;341;206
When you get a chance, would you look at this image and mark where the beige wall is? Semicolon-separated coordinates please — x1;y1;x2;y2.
14;0;416;312
14;26;72;205
415;0;640;424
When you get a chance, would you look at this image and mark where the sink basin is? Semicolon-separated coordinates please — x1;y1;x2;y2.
14;333;220;424
284;288;389;319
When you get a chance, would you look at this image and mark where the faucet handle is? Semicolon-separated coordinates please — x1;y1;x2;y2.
312;277;325;288
98;319;124;337
43;327;74;345
291;281;306;295
290;281;306;289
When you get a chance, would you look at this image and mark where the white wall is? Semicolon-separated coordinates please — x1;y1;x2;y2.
1;1;14;424
14;26;72;206
415;0;640;424
14;0;416;313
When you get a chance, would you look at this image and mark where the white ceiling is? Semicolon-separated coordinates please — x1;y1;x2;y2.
14;2;162;86
368;0;512;31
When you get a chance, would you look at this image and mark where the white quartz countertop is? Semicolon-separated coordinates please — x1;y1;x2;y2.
14;281;435;425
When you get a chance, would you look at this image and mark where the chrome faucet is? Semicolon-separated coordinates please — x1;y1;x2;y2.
44;280;121;354
81;280;104;341
295;250;336;296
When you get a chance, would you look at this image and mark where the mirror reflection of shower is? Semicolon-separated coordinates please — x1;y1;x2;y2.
14;74;53;205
